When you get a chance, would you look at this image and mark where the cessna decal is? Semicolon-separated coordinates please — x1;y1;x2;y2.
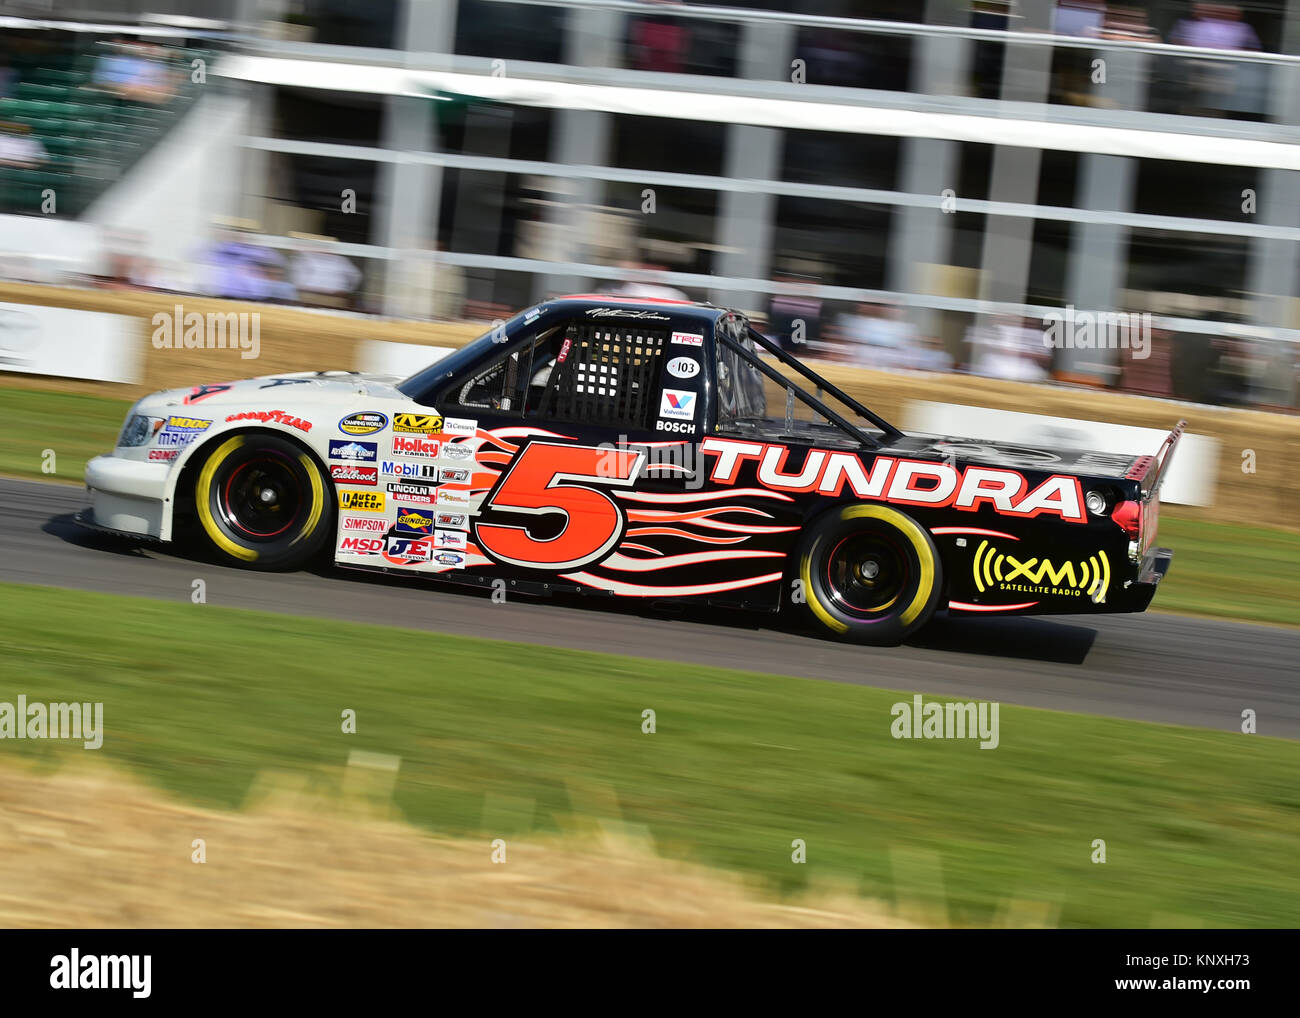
701;438;1087;524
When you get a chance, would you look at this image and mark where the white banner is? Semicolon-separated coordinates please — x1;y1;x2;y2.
0;301;142;383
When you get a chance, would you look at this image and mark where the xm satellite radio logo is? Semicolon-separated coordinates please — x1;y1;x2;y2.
973;540;1110;601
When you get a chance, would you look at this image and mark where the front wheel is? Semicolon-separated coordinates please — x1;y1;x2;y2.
795;504;943;645
193;433;330;569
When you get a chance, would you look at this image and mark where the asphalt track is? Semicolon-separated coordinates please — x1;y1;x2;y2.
1;477;1296;737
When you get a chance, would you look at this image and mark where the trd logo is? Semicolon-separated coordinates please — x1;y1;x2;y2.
973;540;1110;599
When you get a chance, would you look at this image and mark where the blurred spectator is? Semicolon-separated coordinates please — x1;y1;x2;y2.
291;239;363;309
836;301;921;370
92;39;174;105
628;10;690;75
1053;0;1104;37
1099;7;1160;42
610;260;688;301
0;123;47;169
798;30;865;88
1171;3;1261;50
768;274;823;353
0;56;15;100
204;230;275;301
965;315;1051;382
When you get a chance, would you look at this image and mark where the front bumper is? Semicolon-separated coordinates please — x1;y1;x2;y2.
83;454;172;538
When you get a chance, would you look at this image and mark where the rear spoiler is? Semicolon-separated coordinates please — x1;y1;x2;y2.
1124;420;1186;501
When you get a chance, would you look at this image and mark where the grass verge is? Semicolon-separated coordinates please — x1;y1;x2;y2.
1;581;1297;927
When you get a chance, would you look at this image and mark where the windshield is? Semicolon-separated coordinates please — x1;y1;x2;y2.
396;308;538;406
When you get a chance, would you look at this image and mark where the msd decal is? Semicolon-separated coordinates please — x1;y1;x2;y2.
700;438;1087;524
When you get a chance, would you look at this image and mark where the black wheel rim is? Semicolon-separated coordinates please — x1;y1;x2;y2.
217;449;304;541
824;531;911;617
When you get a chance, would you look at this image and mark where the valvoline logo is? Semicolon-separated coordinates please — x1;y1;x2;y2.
659;388;696;421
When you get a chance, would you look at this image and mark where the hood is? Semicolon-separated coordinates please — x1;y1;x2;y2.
141;371;407;410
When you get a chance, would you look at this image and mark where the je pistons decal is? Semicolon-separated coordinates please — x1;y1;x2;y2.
973;541;1110;601
339;412;387;436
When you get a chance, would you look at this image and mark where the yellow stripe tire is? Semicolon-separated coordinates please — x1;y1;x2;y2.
193;432;330;570
795;504;943;645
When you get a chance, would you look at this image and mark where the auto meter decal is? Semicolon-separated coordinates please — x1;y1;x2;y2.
338;491;385;512
339;411;387;436
392;413;443;434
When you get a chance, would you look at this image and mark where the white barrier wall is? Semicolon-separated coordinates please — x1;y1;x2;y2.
0;301;142;383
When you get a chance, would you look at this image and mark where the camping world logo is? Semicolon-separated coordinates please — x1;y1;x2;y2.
972;540;1109;601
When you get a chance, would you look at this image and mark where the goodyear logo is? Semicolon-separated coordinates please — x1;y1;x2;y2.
393;413;443;434
973;541;1109;601
339;491;386;513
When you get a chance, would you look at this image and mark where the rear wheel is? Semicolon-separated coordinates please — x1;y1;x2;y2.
795;504;943;645
193;433;330;569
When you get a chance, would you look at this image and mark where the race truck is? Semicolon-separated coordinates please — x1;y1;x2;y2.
82;295;1183;644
